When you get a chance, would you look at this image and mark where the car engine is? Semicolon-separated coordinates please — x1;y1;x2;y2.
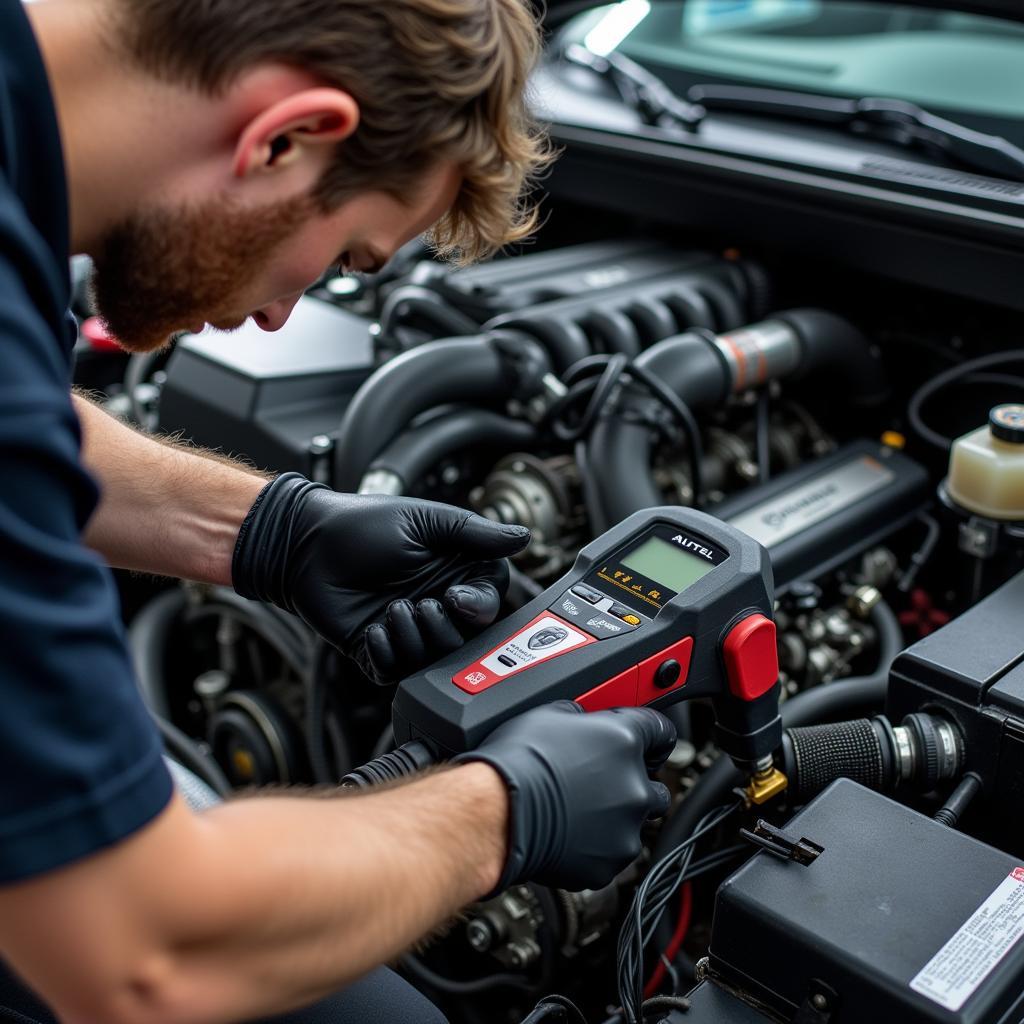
76;229;1024;1024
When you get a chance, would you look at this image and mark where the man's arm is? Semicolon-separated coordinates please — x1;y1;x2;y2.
0;764;508;1024
73;393;268;584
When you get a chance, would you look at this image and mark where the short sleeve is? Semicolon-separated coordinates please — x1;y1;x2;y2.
0;199;172;884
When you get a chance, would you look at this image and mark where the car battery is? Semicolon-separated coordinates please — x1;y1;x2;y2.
887;569;1024;856
706;779;1024;1023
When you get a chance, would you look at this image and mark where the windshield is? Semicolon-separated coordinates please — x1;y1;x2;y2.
560;1;1024;146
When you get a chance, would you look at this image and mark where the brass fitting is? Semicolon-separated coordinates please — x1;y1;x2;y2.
745;765;788;806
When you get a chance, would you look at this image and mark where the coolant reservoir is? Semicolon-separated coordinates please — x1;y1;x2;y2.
947;405;1024;520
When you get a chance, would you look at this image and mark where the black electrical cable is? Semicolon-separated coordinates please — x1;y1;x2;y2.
934;772;984;830
616;801;742;1024
627;364;706;506
519;994;590;1024
576;439;608;535
898;512;942;593
400;955;534;995
648;598;903;957
755;388;771;485
548;355;630;443
549;355;707;506
907;350;1024;450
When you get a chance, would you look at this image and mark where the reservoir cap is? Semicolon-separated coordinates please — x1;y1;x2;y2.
990;405;1024;445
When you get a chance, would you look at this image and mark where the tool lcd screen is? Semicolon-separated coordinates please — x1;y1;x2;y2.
620;536;717;594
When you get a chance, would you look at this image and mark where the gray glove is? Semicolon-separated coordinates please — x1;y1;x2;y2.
456;701;676;893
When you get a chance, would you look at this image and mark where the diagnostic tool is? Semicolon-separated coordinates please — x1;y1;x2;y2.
391;507;785;794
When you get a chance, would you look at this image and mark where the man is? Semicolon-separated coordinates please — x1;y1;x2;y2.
0;2;676;1022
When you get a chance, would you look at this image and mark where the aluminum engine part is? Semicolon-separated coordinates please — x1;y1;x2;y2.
656;403;828;508
472;453;585;578
464;887;544;970
775;564;898;692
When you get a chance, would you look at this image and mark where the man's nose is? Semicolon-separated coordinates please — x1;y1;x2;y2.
253;292;303;332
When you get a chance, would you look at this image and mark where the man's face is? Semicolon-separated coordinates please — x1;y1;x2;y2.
91;163;462;353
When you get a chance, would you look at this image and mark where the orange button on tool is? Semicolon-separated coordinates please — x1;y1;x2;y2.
723;614;778;701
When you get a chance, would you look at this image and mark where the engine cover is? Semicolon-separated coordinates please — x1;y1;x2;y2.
158;297;375;479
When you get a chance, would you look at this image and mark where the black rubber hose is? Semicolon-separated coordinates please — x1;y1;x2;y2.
128;587;188;718
399;955;533;995
934;772;984;829
366;409;538;492
587;331;731;527
306;640;355;784
908;350;1024;451
334;333;550;491
378;285;482;343
156;714;232;797
649;598;902;952
778;309;889;406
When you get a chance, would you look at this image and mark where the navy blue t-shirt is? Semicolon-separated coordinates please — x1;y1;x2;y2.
0;0;172;884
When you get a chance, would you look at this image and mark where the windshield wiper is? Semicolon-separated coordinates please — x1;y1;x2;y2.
690;84;1024;183
562;43;704;131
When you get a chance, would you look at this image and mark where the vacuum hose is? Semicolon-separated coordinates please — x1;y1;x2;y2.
588;310;888;529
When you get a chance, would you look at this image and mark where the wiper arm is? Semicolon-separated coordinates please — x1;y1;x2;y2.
690;84;1024;183
563;43;704;132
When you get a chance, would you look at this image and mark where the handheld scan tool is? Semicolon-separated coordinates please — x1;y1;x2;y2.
390;507;786;801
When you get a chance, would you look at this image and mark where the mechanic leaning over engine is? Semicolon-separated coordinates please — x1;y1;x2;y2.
0;1;678;1022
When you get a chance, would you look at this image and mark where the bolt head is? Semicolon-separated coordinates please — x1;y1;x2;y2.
466;919;493;952
811;993;829;1011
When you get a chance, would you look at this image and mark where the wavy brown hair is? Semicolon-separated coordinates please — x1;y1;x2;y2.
113;0;551;263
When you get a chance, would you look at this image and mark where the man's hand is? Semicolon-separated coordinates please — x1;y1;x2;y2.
232;473;530;683
457;701;677;892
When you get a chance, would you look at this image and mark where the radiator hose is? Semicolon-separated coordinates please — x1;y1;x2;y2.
334;333;550;491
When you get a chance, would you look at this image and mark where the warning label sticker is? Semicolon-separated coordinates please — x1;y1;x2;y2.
910;868;1024;1011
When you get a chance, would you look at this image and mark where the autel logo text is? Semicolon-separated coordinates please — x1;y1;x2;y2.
670;535;715;561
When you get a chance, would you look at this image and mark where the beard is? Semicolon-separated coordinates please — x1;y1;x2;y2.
90;192;314;353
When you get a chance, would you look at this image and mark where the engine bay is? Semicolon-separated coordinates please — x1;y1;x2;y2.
76;230;1024;1024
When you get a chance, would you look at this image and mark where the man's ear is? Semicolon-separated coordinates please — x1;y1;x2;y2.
233;88;359;179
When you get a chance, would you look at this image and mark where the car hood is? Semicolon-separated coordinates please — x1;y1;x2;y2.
540;0;1024;28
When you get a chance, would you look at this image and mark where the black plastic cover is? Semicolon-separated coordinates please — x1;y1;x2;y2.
158;297;374;479
710;779;1024;1023
713;441;930;591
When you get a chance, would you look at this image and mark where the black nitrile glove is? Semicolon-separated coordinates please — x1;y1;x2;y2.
232;473;531;684
456;701;676;893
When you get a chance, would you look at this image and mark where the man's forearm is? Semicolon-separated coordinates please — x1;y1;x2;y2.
73;394;268;584
0;764;509;1024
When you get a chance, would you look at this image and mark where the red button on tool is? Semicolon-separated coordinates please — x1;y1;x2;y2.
723;614;778;701
637;636;693;705
576;666;639;713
